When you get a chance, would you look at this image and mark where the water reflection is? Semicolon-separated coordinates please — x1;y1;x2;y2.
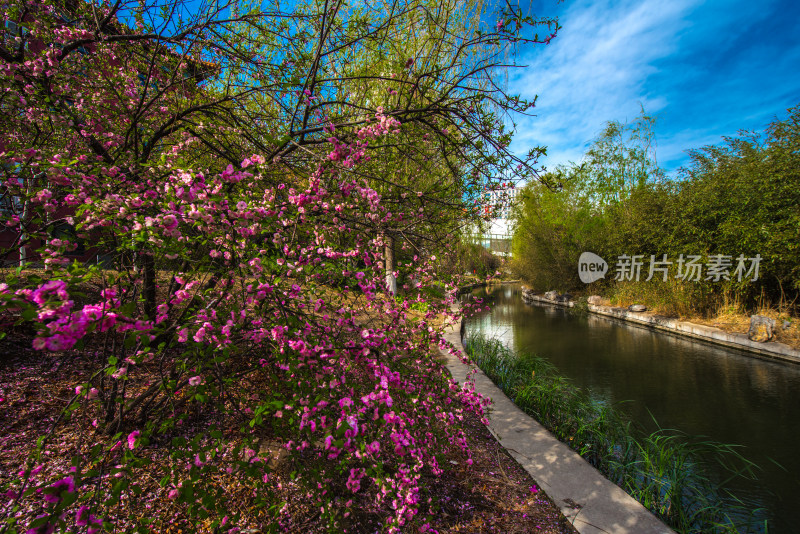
463;284;800;534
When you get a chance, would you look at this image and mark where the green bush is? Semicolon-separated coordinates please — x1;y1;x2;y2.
510;105;800;312
443;239;502;278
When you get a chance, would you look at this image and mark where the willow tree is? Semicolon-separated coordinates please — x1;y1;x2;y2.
232;0;558;292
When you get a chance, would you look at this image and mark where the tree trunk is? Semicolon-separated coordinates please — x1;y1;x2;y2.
19;195;30;267
384;233;397;295
142;252;157;319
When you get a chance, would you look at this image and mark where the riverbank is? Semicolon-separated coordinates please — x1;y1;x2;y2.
462;283;800;533
453;277;520;296
521;289;800;365
440;304;676;534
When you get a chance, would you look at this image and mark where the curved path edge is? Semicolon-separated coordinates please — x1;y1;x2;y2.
439;307;675;534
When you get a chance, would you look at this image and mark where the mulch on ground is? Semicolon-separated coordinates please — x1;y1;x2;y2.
0;328;577;533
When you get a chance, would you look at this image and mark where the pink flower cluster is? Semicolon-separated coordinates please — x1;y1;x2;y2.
0;8;508;528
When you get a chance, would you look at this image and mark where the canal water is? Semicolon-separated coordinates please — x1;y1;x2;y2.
462;284;800;534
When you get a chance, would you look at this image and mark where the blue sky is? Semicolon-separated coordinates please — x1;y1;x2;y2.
507;0;800;176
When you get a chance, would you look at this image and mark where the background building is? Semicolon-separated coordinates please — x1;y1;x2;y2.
469;184;518;256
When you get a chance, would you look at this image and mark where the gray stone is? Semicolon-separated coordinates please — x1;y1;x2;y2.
587;295;603;305
544;290;559;301
521;289;535;301
258;439;290;468
748;315;776;342
628;304;647;312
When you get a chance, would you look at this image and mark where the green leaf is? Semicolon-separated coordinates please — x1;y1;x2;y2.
118;302;137;316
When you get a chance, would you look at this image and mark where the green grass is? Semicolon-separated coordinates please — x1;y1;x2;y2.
464;333;768;533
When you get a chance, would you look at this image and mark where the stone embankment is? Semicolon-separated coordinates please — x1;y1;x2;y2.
521;289;800;365
442;305;675;534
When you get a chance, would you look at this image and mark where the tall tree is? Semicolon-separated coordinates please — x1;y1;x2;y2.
0;0;561;531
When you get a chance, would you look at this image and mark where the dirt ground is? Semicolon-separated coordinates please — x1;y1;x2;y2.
0;317;577;533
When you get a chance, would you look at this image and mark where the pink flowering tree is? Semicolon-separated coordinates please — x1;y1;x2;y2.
0;0;557;531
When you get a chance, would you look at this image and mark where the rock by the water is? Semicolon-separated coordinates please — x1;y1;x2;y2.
748;315;776;342
560;293;573;302
628;304;647;312
521;289;535;300
544;291;559;301
587;295;602;305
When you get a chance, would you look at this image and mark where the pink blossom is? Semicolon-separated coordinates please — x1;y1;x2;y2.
43;476;75;504
111;367;127;379
127;430;140;450
76;505;91;526
26;519;54;534
193;328;206;342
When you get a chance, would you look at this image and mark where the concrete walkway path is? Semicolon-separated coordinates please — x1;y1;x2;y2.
440;315;675;534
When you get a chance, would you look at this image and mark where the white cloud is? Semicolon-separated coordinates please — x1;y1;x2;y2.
508;0;700;172
504;0;798;177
